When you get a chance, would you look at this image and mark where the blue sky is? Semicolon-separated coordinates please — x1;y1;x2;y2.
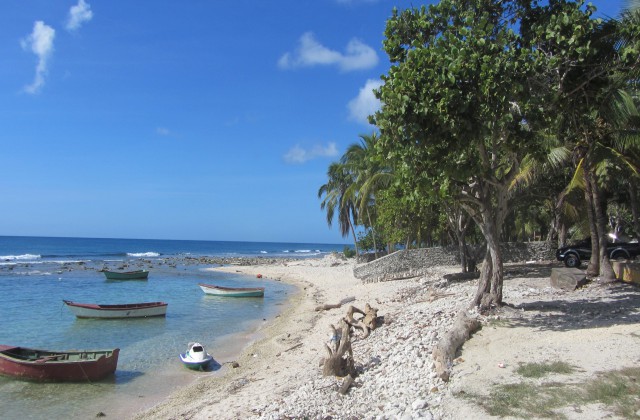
0;0;625;244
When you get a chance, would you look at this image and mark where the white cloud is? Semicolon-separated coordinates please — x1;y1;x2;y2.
156;127;171;136
21;21;55;94
66;0;93;32
284;142;339;164
278;32;378;72
348;79;383;125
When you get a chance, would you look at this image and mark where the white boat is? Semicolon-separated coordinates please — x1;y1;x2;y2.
63;300;168;319
179;342;213;370
198;283;265;297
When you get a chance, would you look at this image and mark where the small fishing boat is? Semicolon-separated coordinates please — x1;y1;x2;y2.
0;345;119;382
179;342;213;370
198;283;265;298
103;270;149;280
63;300;168;319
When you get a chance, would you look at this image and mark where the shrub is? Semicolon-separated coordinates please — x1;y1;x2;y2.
343;246;356;258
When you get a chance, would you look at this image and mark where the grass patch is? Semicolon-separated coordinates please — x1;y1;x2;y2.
516;361;576;378
584;367;640;418
462;365;640;419
479;382;574;418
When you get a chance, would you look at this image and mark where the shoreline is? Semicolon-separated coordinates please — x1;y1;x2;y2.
132;256;640;419
133;254;457;419
132;258;319;419
103;261;302;419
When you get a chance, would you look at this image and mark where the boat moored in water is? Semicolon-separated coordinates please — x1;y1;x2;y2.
0;345;119;382
63;300;168;319
198;283;264;298
102;270;149;280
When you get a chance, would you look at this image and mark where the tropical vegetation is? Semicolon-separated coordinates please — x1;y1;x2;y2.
317;0;640;310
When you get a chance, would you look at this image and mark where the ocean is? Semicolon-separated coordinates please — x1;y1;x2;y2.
0;236;345;419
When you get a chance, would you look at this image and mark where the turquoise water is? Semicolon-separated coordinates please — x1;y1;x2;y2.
0;236;330;419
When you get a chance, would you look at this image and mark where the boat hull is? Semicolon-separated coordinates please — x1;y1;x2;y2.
0;345;119;382
103;270;149;280
63;300;168;319
179;353;213;370
198;283;264;297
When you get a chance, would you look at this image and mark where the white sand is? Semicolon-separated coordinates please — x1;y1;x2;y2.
133;256;640;420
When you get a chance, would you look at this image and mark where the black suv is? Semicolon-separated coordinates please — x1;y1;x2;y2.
556;237;640;268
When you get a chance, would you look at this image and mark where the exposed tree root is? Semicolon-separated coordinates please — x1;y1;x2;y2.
432;310;481;382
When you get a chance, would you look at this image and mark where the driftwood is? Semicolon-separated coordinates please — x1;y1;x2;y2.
321;303;380;394
322;319;354;377
339;374;355;395
344;304;378;339
432;310;481;382
421;287;455;303
315;296;356;312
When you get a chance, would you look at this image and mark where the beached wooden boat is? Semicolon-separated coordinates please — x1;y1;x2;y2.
198;283;265;297
0;345;119;382
103;270;149;280
179;342;213;370
63;300;168;319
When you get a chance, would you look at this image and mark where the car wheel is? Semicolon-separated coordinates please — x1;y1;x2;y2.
564;254;581;268
610;251;628;262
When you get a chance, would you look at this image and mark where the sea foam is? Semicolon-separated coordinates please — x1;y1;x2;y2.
127;252;160;258
0;254;41;261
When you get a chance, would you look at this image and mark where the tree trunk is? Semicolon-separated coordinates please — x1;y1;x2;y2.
471;186;506;310
474;248;492;306
446;207;471;273
629;181;640;239
547;191;566;243
349;220;359;257
473;232;504;310
458;236;469;273
366;208;379;259
558;222;567;248
590;175;616;282
583;163;600;278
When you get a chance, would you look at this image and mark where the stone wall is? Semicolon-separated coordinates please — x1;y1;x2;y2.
353;241;556;283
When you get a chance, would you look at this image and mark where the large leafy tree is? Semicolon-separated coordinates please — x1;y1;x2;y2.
373;0;546;309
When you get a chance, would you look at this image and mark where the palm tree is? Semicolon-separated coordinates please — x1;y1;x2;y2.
318;162;360;255
341;132;393;257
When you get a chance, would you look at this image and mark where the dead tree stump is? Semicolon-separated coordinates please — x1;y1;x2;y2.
321;303;380;394
322;319;354;377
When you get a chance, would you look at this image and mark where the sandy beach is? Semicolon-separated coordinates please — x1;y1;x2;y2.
134;255;640;419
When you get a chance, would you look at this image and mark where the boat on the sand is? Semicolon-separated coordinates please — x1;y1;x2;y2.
63;300;168;319
0;345;119;382
198;283;264;297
